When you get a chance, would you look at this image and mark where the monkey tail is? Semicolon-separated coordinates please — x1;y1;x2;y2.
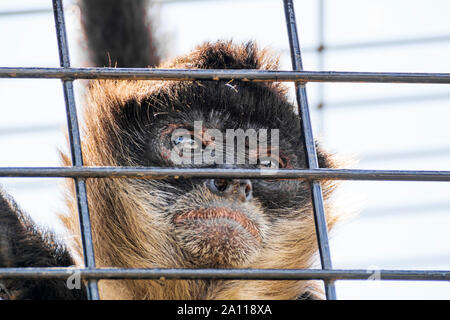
78;0;160;68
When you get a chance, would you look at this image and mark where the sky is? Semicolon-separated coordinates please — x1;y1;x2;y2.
0;0;449;299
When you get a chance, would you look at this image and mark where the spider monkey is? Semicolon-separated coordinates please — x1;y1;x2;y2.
0;0;341;300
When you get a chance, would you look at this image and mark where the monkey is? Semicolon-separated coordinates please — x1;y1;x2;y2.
0;0;342;300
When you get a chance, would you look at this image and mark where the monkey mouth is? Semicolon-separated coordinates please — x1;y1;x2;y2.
173;206;263;268
173;207;262;267
173;207;261;242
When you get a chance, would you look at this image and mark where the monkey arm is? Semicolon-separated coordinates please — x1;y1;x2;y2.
0;189;86;300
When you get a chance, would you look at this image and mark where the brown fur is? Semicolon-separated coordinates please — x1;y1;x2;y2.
59;41;341;300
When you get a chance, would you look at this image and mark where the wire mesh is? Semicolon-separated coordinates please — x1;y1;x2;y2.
0;0;449;301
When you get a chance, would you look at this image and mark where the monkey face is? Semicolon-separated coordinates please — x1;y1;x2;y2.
120;79;327;269
78;42;337;277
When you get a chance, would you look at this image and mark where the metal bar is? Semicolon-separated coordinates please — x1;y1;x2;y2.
52;0;99;300
12;167;450;181
0;268;449;281
2;167;450;181
1;67;450;83
0;167;450;191
283;0;336;300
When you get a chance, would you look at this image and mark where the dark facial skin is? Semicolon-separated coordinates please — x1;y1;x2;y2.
142;83;311;210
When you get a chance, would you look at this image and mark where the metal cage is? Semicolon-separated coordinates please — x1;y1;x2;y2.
0;0;450;300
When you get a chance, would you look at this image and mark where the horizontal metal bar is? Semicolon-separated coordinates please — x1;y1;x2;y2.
0;268;448;281
1;67;450;84
1;167;450;181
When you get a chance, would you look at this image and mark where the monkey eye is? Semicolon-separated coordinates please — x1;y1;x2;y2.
257;158;280;169
171;134;199;148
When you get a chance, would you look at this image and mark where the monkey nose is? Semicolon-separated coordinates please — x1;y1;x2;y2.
207;179;253;202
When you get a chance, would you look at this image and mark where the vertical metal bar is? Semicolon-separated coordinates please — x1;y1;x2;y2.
282;0;337;300
52;0;99;300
